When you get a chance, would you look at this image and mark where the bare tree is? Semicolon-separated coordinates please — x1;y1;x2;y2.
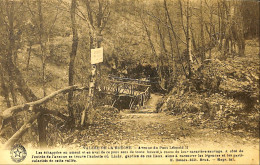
67;0;79;126
36;0;47;97
80;0;110;125
200;0;205;61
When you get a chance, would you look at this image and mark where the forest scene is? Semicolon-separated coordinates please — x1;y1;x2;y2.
0;0;259;155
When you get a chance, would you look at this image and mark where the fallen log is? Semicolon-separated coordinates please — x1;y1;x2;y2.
0;85;78;130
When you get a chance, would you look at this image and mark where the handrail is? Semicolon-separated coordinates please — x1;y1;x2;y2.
1;85;86;149
108;75;151;84
0;85;79;122
107;80;151;87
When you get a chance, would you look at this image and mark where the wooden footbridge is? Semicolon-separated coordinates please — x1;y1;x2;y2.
98;75;151;109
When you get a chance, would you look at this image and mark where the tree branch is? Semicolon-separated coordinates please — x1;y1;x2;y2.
145;10;187;45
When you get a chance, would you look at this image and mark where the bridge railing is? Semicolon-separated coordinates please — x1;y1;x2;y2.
99;75;151;97
108;75;151;85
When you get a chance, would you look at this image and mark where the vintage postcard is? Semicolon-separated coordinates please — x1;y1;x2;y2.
0;0;259;164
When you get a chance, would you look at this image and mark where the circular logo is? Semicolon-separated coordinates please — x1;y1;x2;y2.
10;144;27;163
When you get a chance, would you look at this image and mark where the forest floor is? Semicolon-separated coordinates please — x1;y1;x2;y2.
67;94;259;155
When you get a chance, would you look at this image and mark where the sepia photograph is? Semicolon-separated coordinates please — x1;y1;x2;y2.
0;0;259;164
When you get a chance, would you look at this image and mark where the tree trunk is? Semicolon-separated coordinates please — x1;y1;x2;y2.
209;10;213;59
5;1;18;131
140;13;157;63
37;111;47;148
166;19;176;78
190;23;197;52
200;0;205;61
165;0;187;78
186;0;192;78
36;0;47;147
0;65;11;108
37;0;46;97
165;10;177;82
68;0;78;127
6;1;17;107
26;43;32;71
156;20;167;89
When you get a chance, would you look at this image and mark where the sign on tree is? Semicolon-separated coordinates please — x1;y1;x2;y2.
91;47;103;64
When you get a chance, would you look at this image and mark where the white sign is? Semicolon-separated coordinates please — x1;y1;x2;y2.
91;47;103;64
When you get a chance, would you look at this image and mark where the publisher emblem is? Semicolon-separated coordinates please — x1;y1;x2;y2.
10;144;27;163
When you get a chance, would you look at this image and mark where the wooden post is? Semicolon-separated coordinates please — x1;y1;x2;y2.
116;83;119;94
148;87;151;99
37;110;47;148
141;94;144;106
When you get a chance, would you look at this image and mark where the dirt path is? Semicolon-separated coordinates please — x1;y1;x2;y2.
78;94;258;156
139;94;163;113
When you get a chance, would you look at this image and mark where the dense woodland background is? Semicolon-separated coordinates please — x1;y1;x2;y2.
0;0;259;147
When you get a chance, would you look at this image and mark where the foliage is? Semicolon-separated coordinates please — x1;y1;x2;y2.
160;41;259;137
